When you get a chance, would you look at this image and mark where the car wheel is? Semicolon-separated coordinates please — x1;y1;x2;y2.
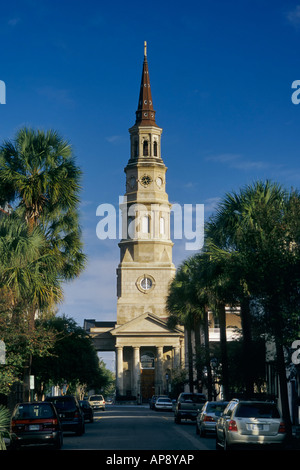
76;423;85;436
224;438;232;451
54;433;63;450
215;434;223;451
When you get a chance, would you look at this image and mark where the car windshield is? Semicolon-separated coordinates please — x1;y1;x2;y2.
180;394;205;403
235;403;280;419
13;403;54;419
89;395;103;401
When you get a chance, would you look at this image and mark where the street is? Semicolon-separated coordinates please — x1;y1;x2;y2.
62;405;215;451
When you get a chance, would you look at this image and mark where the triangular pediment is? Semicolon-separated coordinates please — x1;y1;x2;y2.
110;312;183;337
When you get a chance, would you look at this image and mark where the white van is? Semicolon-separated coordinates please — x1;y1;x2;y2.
88;395;105;410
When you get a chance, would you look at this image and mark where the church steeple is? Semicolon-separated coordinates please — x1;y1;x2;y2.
135;41;157;127
128;42;163;162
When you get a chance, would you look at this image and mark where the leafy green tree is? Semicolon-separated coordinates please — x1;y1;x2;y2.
0;291;57;397
32;316;109;396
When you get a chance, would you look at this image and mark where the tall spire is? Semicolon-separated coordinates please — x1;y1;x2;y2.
135;41;157;126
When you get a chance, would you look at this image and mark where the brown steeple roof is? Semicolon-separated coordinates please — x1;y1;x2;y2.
135;41;157;127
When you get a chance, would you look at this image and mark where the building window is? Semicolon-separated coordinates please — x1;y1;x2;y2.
133;140;138;158
141;352;155;369
143;140;149;156
153;141;158;157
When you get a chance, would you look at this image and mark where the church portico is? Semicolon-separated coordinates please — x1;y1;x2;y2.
114;343;183;400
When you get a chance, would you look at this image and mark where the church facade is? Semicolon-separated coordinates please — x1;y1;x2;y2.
84;43;184;402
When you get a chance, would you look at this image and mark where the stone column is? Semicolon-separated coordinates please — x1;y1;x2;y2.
116;346;124;397
133;347;140;400
180;339;185;367
174;346;180;369
156;346;164;395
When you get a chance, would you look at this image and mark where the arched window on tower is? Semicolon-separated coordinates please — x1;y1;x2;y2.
153;140;158;157
128;216;135;239
143;140;149;156
133;139;138;158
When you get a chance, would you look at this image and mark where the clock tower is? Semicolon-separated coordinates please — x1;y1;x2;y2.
86;43;184;401
117;42;176;325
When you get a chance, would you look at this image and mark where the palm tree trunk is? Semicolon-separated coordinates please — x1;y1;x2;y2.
275;335;292;438
204;307;212;400
218;302;229;400
186;327;194;393
194;317;202;392
240;297;254;396
23;306;36;402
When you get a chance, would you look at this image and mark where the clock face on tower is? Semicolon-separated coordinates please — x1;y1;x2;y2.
156;177;163;188
136;274;155;293
140;174;152;187
140;277;152;290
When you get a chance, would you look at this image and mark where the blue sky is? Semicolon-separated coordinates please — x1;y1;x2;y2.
1;0;300;368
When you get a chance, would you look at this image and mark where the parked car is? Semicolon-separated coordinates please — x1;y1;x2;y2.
88;394;105;410
46;395;85;436
216;399;287;450
174;393;206;424
149;395;168;410
196;401;228;436
10;401;63;449
79;400;94;423
154;397;173;411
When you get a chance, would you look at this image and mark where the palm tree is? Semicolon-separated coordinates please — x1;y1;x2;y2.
206;180;300;436
0;127;86;400
0;213;64;399
0;213;63;311
0;127;86;280
166;259;196;393
0;405;11;450
166;255;213;398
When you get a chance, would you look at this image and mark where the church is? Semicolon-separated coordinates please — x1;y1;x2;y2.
84;43;185;402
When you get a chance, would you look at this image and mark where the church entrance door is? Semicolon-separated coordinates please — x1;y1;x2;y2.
140;369;155;402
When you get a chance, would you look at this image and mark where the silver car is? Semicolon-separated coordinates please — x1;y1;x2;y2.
196;401;228;437
216;399;287;450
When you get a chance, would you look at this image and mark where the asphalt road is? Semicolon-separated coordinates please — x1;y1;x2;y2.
61;405;216;451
